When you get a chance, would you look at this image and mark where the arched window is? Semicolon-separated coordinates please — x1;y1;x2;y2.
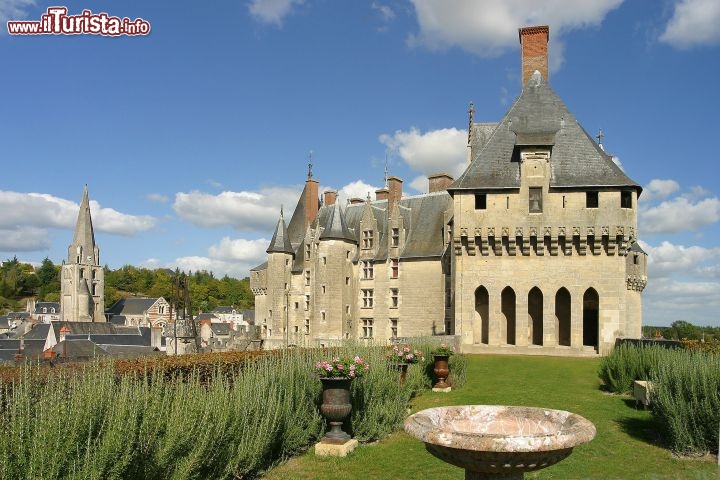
528;287;543;346
474;286;489;345
502;287;516;345
583;288;599;350
555;288;571;346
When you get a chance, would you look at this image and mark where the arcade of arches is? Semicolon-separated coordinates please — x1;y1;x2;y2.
473;285;600;351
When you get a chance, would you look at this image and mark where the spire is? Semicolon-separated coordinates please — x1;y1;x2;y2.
68;185;98;265
267;208;294;254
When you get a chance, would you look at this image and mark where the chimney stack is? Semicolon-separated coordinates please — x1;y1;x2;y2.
375;187;389;202
519;25;549;88
323;190;337;206
428;173;454;193
304;177;319;230
387;176;403;214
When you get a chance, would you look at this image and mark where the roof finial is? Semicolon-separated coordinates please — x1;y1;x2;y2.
307;150;314;179
596;128;604;151
467;101;475;145
280;204;284;218
366;191;371;203
384;151;389;188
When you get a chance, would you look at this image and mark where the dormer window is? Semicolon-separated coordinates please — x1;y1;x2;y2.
362;230;374;249
391;228;400;247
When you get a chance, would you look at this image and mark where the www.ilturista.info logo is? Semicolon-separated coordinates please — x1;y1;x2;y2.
7;7;151;36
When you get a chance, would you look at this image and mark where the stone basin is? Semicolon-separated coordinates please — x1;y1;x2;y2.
404;405;596;480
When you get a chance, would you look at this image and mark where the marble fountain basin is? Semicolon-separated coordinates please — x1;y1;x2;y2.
404;405;596;479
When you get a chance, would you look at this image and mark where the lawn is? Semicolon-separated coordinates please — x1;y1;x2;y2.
264;354;719;479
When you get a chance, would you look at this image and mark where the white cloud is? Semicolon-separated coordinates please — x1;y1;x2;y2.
372;2;396;21
640;179;680;202
146;193;169;203
248;0;304;26
173;186;301;231
406;0;623;70
167;236;270;278
639;240;720;326
659;0;720;48
639;240;720;278
0;0;35;26
0;190;156;238
409;175;429;193
336;180;380;204
379;127;467;179
0;226;50;252
639;195;720;234
208;237;269;262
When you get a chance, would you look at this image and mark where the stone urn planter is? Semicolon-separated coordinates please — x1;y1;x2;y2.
319;377;353;443
404;405;596;479
432;354;450;389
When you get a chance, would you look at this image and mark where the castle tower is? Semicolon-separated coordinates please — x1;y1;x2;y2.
60;186;105;322
263;208;294;343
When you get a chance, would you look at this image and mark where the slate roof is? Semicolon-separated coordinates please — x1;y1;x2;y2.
240;310;255;323
212;306;235;314
210;323;233;336
34;302;60;314
100;345;162;358
451;73;641;193
22;323;51;341
267;212;294;254
52;339;109;358
196;313;219;321
318;202;355;242
106;298;159;316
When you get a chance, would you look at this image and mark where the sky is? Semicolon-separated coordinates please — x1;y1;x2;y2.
1;0;719;327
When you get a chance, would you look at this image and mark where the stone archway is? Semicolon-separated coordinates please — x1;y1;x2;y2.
475;286;489;344
555;288;571;346
528;287;543;346
583;288;599;350
502;287;516;345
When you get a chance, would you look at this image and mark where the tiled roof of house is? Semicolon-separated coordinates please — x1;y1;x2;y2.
106;298;159;316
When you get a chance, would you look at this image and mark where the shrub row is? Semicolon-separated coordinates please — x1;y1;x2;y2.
0;343;464;479
599;343;720;455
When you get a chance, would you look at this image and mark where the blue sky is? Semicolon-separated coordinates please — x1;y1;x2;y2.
2;0;719;326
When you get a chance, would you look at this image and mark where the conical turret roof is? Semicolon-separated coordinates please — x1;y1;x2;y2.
319;201;354;242
266;210;293;254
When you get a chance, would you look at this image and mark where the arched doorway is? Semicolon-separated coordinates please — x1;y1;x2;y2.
583;288;599;350
475;286;489;344
528;287;543;345
555;288;571;346
502;287;516;345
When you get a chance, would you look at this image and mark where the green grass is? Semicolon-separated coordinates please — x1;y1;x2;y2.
264;355;720;480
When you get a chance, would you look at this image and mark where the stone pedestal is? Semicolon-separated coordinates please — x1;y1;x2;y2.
315;439;358;457
432;386;452;393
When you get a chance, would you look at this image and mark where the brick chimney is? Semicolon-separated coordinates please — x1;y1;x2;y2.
428;173;454;193
349;197;364;205
375;187;389;202
387;176;402;214
323;190;337;206
305;177;319;230
519;25;549;88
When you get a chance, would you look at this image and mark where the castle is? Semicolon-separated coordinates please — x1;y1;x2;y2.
251;25;648;356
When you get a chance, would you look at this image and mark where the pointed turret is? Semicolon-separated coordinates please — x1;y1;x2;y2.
68;185;99;265
267;208;294;254
319;202;354;242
